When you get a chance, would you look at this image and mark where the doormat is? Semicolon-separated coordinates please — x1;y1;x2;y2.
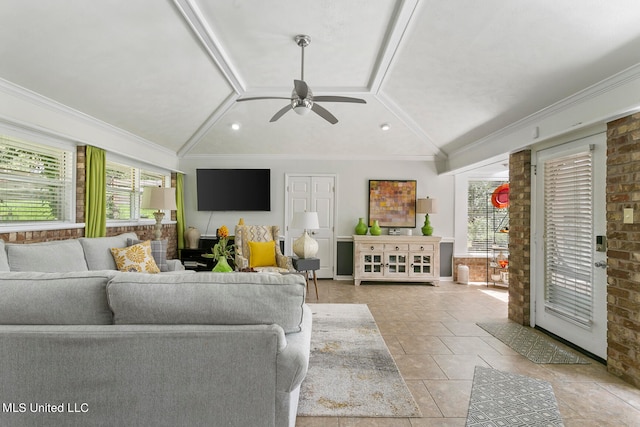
477;322;590;364
297;304;421;417
466;366;564;427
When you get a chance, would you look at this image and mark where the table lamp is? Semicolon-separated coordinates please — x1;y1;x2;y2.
291;211;320;258
141;187;177;240
416;197;437;236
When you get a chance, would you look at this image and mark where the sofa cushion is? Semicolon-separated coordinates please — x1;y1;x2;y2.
110;241;160;273
6;239;88;272
0;271;115;324
79;232;138;270
248;240;277;268
128;238;168;272
107;272;306;333
0;239;9;272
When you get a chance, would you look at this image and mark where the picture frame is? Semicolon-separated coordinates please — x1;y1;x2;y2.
368;179;417;228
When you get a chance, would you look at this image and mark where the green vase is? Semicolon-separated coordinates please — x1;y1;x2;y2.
355;217;368;235
421;214;433;236
212;257;233;272
370;220;382;236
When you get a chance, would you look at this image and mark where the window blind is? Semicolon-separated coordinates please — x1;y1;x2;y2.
106;161;166;221
106;161;136;220
0;136;73;222
543;149;593;327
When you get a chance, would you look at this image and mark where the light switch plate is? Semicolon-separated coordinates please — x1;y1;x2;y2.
624;208;634;224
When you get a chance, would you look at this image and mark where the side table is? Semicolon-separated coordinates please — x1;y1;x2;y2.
292;257;320;299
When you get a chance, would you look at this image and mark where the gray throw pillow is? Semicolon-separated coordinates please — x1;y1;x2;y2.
0;239;9;272
127;239;168;272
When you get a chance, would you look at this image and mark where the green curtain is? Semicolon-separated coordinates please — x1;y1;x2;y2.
85;146;107;237
176;172;186;250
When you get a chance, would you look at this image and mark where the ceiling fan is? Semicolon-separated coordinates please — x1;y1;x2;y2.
236;34;366;124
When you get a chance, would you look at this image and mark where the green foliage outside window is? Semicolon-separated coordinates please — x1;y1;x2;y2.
467;181;509;252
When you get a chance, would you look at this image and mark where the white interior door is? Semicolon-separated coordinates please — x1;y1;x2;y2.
286;175;335;278
533;133;607;359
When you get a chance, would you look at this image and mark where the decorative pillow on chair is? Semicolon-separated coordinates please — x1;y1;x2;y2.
248;240;277;268
127;238;168;272
110;241;160;273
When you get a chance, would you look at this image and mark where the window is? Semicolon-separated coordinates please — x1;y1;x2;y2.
467;180;509;252
0;135;74;224
106;160;166;221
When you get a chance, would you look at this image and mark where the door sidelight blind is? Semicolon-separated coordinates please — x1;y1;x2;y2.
543;148;593;327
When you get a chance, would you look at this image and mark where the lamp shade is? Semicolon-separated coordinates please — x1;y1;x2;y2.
291;211;319;230
141;187;177;211
416;198;437;214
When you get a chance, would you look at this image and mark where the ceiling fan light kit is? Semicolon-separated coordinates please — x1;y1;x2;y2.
237;34;366;124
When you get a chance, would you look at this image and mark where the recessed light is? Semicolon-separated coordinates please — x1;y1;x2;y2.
380;123;390;131
231;123;240;131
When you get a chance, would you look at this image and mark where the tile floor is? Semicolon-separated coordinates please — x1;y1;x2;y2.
296;280;640;427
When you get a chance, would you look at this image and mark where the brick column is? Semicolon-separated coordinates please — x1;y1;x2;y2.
606;114;640;388
508;149;532;325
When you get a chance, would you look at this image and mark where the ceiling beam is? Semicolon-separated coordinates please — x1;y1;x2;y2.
177;92;238;157
376;91;448;160
369;0;420;94
173;0;245;94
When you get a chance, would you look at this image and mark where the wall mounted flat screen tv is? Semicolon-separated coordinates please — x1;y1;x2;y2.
196;169;270;211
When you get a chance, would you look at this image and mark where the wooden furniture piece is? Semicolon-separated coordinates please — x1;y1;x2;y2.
353;235;441;286
292;256;320;299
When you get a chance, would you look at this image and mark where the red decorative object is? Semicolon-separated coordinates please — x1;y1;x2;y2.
491;183;510;209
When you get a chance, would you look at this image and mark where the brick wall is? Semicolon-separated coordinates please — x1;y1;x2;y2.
453;257;493;282
606;114;640;388
507;149;532;325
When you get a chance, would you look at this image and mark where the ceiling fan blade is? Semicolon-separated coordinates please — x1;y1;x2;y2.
313;96;366;104
294;79;308;99
237;96;290;102
311;103;338;124
269;104;292;122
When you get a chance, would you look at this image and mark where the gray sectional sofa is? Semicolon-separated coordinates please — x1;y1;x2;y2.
0;235;312;427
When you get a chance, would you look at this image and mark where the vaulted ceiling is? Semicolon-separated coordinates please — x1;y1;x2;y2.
2;0;640;171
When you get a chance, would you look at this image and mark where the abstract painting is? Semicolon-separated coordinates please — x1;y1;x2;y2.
368;180;416;228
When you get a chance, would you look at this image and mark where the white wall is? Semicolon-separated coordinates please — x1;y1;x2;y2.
178;157;455;241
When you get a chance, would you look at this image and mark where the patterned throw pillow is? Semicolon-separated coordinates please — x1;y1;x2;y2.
127;238;168;272
110;241;160;273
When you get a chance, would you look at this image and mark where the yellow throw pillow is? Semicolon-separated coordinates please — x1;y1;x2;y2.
110;240;160;273
248;240;277;268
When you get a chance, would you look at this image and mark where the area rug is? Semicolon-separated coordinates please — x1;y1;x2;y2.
477;322;590;364
466;366;564;426
297;303;421;417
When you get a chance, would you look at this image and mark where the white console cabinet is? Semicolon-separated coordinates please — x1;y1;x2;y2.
353;235;441;286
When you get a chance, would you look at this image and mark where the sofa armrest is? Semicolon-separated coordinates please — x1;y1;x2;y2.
235;254;249;270
277;304;312;392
